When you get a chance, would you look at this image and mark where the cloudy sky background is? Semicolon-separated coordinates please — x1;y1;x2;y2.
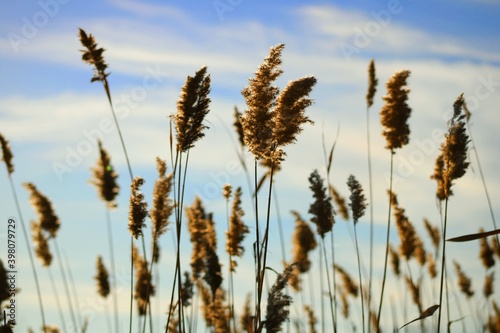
1;0;500;332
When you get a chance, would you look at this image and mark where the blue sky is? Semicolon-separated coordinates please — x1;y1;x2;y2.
1;0;500;332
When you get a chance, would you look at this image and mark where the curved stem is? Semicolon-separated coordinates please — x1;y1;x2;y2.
366;106;374;333
105;208;119;333
354;225;365;333
377;150;394;327
437;197;449;333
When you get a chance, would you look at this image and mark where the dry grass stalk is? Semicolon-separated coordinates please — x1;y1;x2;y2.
95;256;110;298
233;107;245;148
304;305;318;333
226;187;249;271
453;261;474;298
379;70;412;151
439;94;470;199
128;177;148;239
198;281;228;333
187;196;209;279
175;66;211;152
329;184;349;220
335;265;358;297
150;157;173;244
265;264;294;333
0;132;14;174
24;183;60;238
430;154;447;201
78;28;109;83
90;140;119;209
483;272;494;299
404;275;422;312
308;169;335;237
339;290;350;318
31;221;52;267
366;59;378;108
479;228;495;269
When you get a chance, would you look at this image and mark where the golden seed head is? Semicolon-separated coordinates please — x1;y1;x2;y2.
90;140;119;209
366;59;378;108
453;260;474;298
308;169;335;237
24;183;60;238
0;132;14;174
291;211;317;273
95;256;110;298
226;187;249;270
31;221;52;267
347;175;367;224
150;158;173;242
175;66;211;152
222;183;232;200
128;177;148;239
78;28;109;83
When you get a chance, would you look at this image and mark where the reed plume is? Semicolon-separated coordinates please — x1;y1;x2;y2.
479;227;495;269
90;140;119;208
233;107;245;148
128;177;148;239
186;196;209;279
290;211;317;274
31;221;52;267
436;94;470;333
240;294;253;332
150;158;173;244
95;256;110;298
0;133;13;174
453;261;474;298
404;276;422;313
79;28;109;83
335;265;358;297
308;169;335;237
423;218;440;256
483;272;494;299
222;183;232;200
265;264;294;333
389;244;400;277
0;260;9;304
329;184;349;220
304;305;318;333
226;187;249;271
366;59;378;108
378;70;412;327
24;183;60;238
427;253;437;279
175;66;211;152
134;250;155;316
379;70;411;151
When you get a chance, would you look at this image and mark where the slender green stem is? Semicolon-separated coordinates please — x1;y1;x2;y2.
437;197;449;333
318;239;325;333
365;106;374;333
354;225;365;333
129;236;134;333
377;150;394;327
7;175;47;330
63;252;83;329
105;208;119;333
321;236;336;333
140;234;153;333
253;159;262;332
329;230;338;333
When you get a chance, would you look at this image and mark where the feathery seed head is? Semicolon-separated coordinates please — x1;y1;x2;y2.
308;169;335;237
0;133;14;174
379;70;412;151
31;221;52;267
90;140;119;209
453;260;474;298
226;187;249;271
479;228;495;269
484;272;494;298
95;256;110;298
347;175;367;224
24;182;60;238
222;183;232;200
128;177;148;239
366;59;378;108
78;28;109;83
291;211;317;273
150;158;173;242
265;264;295;333
175;66;211;152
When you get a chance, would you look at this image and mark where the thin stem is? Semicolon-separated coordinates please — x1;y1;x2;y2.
253;159;262;332
64;252;83;330
365;105;374;333
105;208;119;333
318;239;325;333
140;234;153;333
354;225;365;333
321;236;336;333
7;175;47;330
330;227;337;333
377;150;394;327
467;121;500;247
129;235;134;333
437;197;449;333
53;238;78;332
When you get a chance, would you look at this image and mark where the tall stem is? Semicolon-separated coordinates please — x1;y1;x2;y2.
321;236;336;333
366;106;374;333
354;225;365;333
437;198;449;333
105;208;119;333
377;150;394;327
253;160;262;332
